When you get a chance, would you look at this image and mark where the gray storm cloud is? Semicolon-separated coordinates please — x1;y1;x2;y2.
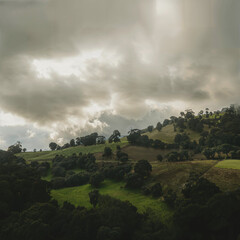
0;0;240;148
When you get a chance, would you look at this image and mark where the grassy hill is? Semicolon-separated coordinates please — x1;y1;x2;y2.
51;179;173;224
16;141;129;162
215;160;240;170
143;124;208;143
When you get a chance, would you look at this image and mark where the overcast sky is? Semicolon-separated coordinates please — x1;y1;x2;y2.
0;0;239;150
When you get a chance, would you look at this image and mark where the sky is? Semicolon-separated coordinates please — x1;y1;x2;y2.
0;0;239;150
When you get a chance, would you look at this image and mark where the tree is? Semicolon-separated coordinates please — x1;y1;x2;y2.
127;129;141;145
102;147;112;158
70;139;75;147
89;189;100;207
49;142;57;151
147;125;154;132
217;144;232;158
109;130;121;143
23;148;27;152
164;189;177;207
7;141;22;154
134;160;152;178
202;148;216;160
163;119;170;127
125;173;144;189
90;172;104;188
156;122;162;131
151;183;163;197
157;154;163;161
96;136;106;144
182;177;220;204
52;166;66;177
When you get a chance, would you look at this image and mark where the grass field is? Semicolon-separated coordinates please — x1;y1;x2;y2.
16;141;129;162
204;160;240;191
151;160;217;193
143;124;205;144
51;179;173;224
215;160;240;170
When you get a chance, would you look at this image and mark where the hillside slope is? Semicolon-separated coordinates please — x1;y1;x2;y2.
143;124;209;143
16;141;129;162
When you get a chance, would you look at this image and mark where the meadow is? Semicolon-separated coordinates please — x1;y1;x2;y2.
16;141;129;162
215;159;240;170
51;179;173;224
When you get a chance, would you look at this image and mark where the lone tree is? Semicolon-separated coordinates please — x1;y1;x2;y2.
49;142;57;151
134;160;152;178
90;172;104;188
89;189;100;208
156;122;162;131
70;139;75;147
7;141;22;154
147;125;154;132
102;147;112;158
108;130;121;143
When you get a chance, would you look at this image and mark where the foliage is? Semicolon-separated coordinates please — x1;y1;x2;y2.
49;142;57;151
7;141;22;154
102;147;112;158
134;160;152;178
90;172;104;188
125;173;144;189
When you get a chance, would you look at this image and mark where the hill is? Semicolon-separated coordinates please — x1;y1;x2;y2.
16;141;129;162
142;123;209;143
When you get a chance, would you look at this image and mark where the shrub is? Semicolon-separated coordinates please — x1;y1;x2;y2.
90;172;104;188
134;160;152;178
150;183;163;198
125;173;144;189
157;154;163;161
102;147;112;158
51;177;66;189
52;166;66;177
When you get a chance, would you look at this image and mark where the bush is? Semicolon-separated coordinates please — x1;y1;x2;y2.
51;177;66;189
102;147;112;158
164;189;177;207
90;172;104;188
65;172;90;187
52;166;66;177
157;154;163;161
125;173;144;189
150;183;163;198
134;160;152;178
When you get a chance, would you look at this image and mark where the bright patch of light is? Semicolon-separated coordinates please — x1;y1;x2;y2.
156;0;176;16
26;129;36;138
145;99;187;111
32;49;122;80
0;111;26;126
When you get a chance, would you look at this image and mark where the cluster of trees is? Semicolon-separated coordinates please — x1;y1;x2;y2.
127;129;170;149
125;160;152;189
49;130;122;151
7;141;24;154
172;173;240;240
142;183;163;197
50;153;98;188
1;149;240;240
30;161;50;176
166;151;190;162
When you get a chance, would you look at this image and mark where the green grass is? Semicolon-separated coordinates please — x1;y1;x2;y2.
51;179;173;224
143;125;176;143
16;141;129;162
143;124;203;143
215;160;240;170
